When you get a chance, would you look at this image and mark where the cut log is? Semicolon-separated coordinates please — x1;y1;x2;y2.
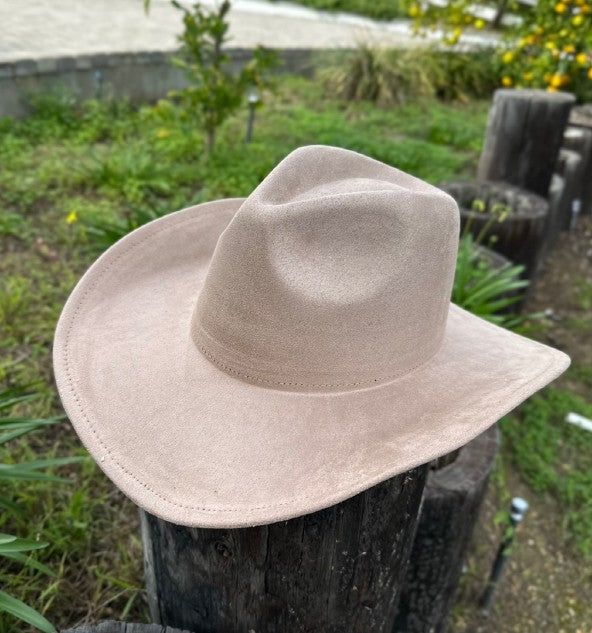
394;425;500;633
478;89;575;198
441;180;548;279
62;621;192;633
563;124;592;218
547;149;584;241
140;467;428;633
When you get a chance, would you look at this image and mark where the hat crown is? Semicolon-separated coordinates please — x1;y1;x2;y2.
192;145;459;391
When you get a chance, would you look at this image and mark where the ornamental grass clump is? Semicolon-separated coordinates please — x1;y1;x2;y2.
326;45;498;105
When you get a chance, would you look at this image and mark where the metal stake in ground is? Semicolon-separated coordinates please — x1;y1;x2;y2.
479;497;529;614
245;88;259;143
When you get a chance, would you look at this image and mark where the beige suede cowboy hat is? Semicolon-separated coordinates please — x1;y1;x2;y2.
54;145;569;528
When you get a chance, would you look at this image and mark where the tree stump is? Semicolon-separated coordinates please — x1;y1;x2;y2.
563;124;592;217
140;467;428;633
62;622;192;633
547;149;584;239
441;180;548;279
477;89;575;198
394;425;500;633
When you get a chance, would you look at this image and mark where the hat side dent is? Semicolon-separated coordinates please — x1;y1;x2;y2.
192;145;460;392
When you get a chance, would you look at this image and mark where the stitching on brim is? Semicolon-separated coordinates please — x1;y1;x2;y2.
58;205;562;517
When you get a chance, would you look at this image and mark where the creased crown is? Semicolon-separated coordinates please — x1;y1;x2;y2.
192;145;459;392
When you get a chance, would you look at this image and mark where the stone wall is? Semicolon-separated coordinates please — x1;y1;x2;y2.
0;48;327;118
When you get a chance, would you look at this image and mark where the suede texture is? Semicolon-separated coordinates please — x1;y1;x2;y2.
53;146;570;528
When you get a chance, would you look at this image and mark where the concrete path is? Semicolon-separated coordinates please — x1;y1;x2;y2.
0;0;497;63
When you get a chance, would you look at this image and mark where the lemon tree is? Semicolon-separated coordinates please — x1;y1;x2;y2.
405;0;592;99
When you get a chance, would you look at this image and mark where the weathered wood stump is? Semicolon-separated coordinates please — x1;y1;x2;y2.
477;89;575;198
441;180;548;279
140;467;428;633
563;125;592;218
547;149;584;240
394;425;500;633
62;622;192;633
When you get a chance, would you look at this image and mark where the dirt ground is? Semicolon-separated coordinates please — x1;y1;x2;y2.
451;218;592;633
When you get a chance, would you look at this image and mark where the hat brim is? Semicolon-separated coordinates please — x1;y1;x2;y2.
54;199;569;528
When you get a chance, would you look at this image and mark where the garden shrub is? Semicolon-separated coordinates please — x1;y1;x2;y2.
326;46;499;105
403;0;592;100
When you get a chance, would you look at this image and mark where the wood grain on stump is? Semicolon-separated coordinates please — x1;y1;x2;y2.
567;111;592;216
140;466;428;633
477;89;575;198
394;425;500;633
441;180;548;279
62;621;192;633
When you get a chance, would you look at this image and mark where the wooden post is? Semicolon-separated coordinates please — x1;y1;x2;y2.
62;622;192;633
478;89;575;198
394;425;500;633
140;467;428;633
441;180;548;280
548;149;584;235
563;124;592;217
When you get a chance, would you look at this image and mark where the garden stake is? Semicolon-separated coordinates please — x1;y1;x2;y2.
245;88;259;143
94;69;104;100
480;497;529;614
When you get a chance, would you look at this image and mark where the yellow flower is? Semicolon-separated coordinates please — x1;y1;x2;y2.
156;128;171;139
582;4;590;12
501;75;513;87
523;71;534;81
548;86;559;92
474;18;486;28
550;73;566;88
576;52;588;65
564;44;576;53
555;2;567;12
588;67;592;79
66;211;78;225
408;4;420;17
536;26;545;34
572;14;584;24
502;51;514;63
453;26;462;38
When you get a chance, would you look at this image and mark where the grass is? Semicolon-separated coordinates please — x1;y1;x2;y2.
502;388;592;557
0;72;590;630
275;0;407;21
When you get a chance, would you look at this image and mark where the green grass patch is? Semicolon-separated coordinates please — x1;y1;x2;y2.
502;386;592;558
276;0;406;20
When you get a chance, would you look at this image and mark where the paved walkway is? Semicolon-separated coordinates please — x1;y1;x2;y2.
0;0;496;63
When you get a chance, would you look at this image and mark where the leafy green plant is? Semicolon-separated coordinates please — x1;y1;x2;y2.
0;383;83;632
326;45;498;105
82;204;170;252
169;0;277;154
453;233;532;330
